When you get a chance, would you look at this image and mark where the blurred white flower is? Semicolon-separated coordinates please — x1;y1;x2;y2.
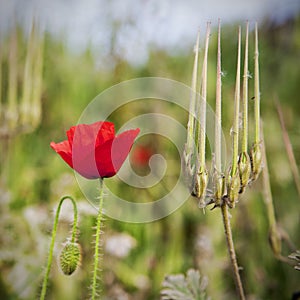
105;232;137;258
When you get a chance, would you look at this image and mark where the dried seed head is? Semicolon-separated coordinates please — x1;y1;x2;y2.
191;169;208;208
59;241;81;276
238;151;251;193
214;174;226;207
250;142;262;181
226;169;240;208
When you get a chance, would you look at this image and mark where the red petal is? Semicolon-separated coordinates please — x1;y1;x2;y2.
67;121;115;147
50;141;73;168
95;128;140;178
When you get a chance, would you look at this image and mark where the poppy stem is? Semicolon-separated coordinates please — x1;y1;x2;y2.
40;196;78;300
91;178;104;300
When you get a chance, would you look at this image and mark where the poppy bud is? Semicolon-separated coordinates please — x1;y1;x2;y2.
250;143;262;181
59;241;81;276
238;151;251;193
226;169;240;208
191;169;208;208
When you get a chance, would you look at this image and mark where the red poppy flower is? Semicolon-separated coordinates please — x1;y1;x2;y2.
50;121;140;179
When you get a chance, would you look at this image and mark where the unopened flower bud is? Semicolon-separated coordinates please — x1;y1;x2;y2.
250;143;262;181
226;169;240;208
59;241;81;276
238;151;251;193
191;169;208;208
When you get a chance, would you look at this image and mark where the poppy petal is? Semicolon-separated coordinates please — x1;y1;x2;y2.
67;121;115;147
50;140;73;168
95;128;140;178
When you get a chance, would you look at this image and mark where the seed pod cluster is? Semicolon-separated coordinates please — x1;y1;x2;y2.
186;22;262;210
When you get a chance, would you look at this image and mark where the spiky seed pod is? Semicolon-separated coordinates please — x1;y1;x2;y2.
250;142;262;181
226;169;240;208
59;241;81;276
238;151;251;194
214;174;226;207
192;169;208;208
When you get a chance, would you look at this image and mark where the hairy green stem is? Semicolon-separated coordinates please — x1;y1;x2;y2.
221;203;246;300
40;196;78;300
91;178;104;300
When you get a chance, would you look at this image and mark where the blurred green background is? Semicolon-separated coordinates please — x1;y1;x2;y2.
0;4;300;300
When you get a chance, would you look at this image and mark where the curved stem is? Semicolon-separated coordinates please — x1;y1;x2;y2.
91;178;104;300
221;203;246;300
40;196;78;300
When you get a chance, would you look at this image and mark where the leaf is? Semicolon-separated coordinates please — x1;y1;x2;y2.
161;269;209;300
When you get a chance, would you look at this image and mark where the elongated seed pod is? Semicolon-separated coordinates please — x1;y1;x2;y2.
59;241;81;276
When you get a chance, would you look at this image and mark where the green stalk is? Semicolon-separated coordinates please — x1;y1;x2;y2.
254;22;260;144
91;178;104;300
7;27;18;131
31;27;44;128
40;196;78;300
21;22;35;127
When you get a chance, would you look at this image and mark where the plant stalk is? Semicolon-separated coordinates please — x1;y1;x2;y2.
40;196;78;300
221;203;246;300
91;178;104;300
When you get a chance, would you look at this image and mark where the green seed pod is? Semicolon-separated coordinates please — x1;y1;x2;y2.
214;174;226;207
191;168;208;208
238;151;251;194
250;143;262;181
59;241;81;276
226;169;240;208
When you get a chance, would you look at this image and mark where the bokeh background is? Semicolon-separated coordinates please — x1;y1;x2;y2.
0;1;300;299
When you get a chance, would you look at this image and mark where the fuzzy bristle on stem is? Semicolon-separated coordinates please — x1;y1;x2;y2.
91;179;105;300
